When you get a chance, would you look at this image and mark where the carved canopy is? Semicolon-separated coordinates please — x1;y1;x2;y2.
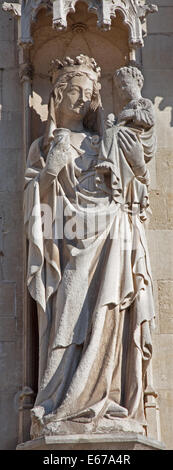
2;0;158;48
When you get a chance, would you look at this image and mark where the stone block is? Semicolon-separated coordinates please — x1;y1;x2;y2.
0;41;16;68
152;334;173;391
147;7;173;34
2;69;22;112
142;35;173;70
0;340;22;391
0;12;15;41
152;280;159;333
3;231;24;281
147;155;157;190
156;148;173;193
0;316;17;341
151;1;173;5
166;192;173;229
0;391;19;450
0;281;16;315
158;390;173;450
143;69;173;100
146;230;173;280
158;281;173;334
0;116;22;148
148;190;167;229
155;102;173;149
17;433;165;451
0;192;23;233
0;149;23;192
0;111;22;148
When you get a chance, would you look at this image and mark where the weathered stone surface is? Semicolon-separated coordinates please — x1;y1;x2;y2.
143;35;173;70
16;0;153;48
158;281;173;334
0;392;19;450
152;335;173;391
158;390;173;451
146;230;173;280
147;155;157;190
0;317;17;341
0;149;23;192
0;192;23;232
26;56;156;440
0;281;16;315
147;7;173;34
0;0;172;453
0;12;15;41
153;0;173;5
156;148;173;192
0;340;22;391
149;190;167;229
143;69;173;99
155;107;173;148
2;69;22;111
3;231;24;281
0;40;16;68
152;280;159;333
17;433;165;451
0;112;22;148
166;192;173;229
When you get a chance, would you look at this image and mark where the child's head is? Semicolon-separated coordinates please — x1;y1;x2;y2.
114;66;144;104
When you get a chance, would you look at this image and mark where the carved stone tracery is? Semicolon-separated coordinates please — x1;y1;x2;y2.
2;0;158;48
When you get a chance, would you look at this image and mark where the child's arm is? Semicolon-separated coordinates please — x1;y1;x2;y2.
131;99;155;129
117;108;135;125
118;99;155;129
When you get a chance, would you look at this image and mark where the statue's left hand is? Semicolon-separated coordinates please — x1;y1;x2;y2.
118;128;146;176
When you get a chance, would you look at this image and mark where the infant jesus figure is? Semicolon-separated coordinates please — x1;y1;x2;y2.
96;65;156;191
107;65;155;132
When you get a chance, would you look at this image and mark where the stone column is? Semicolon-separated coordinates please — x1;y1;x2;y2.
18;56;35;444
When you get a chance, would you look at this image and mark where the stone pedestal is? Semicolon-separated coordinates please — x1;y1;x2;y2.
17;433;165;451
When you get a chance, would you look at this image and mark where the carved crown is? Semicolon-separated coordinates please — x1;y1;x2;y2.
49;55;101;84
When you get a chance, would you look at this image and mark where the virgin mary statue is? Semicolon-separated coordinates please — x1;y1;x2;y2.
24;55;156;438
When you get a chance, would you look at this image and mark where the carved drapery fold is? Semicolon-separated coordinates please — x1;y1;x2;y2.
2;0;158;48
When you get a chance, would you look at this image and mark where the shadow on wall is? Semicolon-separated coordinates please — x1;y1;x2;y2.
159;97;173;127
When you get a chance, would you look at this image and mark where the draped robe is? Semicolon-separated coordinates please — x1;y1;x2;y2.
24;125;155;434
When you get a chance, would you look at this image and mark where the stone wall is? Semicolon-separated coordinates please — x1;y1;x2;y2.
142;0;173;450
0;0;172;450
0;1;24;449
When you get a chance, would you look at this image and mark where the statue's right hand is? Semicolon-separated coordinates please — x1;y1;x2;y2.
45;141;70;177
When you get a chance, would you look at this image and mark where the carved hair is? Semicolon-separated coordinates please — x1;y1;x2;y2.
114;66;144;90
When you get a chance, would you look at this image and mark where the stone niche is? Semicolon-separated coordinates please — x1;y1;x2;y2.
30;1;129;142
13;0;165;452
24;1;130;416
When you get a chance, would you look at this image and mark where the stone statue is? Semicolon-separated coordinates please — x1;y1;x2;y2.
105;65;157;186
24;55;156;438
114;65;155;130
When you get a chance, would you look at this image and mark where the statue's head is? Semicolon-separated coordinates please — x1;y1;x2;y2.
46;55;103;138
114;65;144;103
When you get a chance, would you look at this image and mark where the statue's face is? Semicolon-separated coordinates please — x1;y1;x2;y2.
60;75;93;121
116;75;138;102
